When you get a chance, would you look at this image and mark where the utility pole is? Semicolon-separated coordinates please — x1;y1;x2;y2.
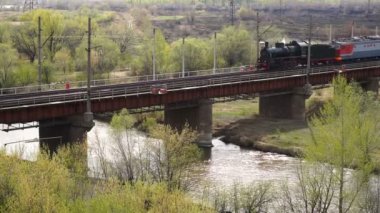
153;28;156;81
86;17;92;115
230;0;235;26
213;32;217;74
279;0;283;21
23;0;38;12
307;15;312;85
182;37;185;78
256;11;260;64
339;0;344;14
367;0;371;16
38;16;42;90
329;24;332;42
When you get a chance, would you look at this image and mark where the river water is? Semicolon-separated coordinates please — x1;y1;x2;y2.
0;120;299;189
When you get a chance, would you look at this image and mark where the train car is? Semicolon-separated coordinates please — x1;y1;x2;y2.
310;44;337;63
333;36;380;61
258;41;337;71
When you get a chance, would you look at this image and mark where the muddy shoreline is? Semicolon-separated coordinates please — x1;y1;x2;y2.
213;128;302;158
213;117;305;158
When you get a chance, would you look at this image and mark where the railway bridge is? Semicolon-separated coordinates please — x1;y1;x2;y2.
1;61;380;151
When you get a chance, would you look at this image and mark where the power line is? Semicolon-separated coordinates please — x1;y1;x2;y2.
230;0;235;26
23;0;38;12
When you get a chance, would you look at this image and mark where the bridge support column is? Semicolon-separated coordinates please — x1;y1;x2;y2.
361;78;379;95
164;99;213;148
259;85;312;120
39;114;94;154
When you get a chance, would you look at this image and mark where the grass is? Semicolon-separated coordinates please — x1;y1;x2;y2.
213;99;258;128
264;127;312;150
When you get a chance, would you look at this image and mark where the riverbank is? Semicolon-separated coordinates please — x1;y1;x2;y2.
213;116;309;157
212;91;380;172
212;88;333;158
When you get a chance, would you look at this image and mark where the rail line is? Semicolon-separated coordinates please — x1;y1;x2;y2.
0;60;379;110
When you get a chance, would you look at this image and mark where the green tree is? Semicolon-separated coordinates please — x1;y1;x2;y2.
306;76;380;213
61;17;89;57
75;37;119;78
149;124;201;190
21;9;65;62
0;153;72;212
0;44;17;88
109;109;140;181
210;182;273;212
131;29;171;76
55;48;73;75
42;62;54;84
170;37;210;72
0;23;11;44
238;6;256;20
280;163;337;213
11;24;37;63
218;26;251;67
106;22;139;55
111;109;136;131
14;63;38;86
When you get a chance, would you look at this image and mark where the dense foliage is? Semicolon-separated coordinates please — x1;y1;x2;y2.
0;7;283;88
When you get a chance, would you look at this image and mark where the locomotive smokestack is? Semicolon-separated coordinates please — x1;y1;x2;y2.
265;42;269;48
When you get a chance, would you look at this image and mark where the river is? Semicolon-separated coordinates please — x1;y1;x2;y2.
0;120;299;189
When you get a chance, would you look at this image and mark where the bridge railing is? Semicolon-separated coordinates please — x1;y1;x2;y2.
1;60;380;109
0;66;244;95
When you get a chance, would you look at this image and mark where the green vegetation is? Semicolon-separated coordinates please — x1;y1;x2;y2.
0;6;286;88
0;110;209;212
305;77;380;213
278;77;380;213
0;43;17;88
0;149;210;212
213;99;258;128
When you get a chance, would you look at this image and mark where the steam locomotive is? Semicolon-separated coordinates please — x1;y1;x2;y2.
258;36;380;71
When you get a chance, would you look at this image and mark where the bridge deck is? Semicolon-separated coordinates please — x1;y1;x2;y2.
1;61;380;125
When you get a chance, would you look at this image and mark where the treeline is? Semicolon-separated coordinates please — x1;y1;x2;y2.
34;0;380;9
0;8;282;88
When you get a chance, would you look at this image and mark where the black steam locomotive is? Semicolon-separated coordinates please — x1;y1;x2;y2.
258;36;380;71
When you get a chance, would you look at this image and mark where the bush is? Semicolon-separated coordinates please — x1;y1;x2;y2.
0;144;210;212
42;62;55;84
14;64;37;86
238;7;256;20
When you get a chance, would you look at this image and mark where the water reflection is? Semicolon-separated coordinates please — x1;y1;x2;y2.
0;126;39;160
0;120;299;187
88;121;299;187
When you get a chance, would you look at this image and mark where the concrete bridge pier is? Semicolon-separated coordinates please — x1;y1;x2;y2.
164;99;213;148
259;84;313;120
361;78;379;95
39;113;94;154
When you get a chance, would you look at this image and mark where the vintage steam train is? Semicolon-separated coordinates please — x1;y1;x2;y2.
258;36;380;71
